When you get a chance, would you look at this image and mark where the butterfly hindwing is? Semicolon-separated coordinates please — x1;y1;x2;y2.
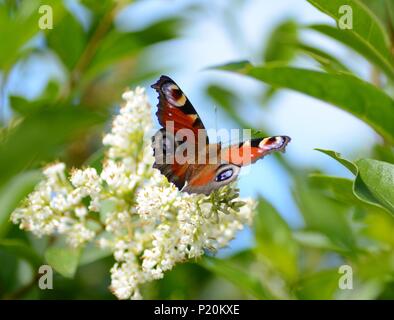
152;128;189;190
182;163;241;195
183;136;290;195
221;136;291;166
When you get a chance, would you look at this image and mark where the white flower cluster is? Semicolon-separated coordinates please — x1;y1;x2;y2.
11;163;97;247
11;87;256;299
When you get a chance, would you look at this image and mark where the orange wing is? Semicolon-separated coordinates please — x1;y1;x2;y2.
221;136;291;166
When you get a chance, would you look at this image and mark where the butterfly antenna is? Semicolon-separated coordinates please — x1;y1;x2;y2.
214;105;220;144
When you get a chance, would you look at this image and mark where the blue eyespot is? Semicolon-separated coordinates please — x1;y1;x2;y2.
215;168;233;182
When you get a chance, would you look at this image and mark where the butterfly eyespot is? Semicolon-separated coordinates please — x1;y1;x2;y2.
259;136;284;149
162;83;186;107
215;168;233;182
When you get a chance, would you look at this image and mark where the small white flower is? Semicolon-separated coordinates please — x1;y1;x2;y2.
75;206;88;219
43;162;66;180
11;87;256;300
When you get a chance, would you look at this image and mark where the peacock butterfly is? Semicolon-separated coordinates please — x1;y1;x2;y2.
151;75;290;195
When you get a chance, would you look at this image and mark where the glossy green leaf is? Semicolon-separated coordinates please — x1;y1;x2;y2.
315;149;357;174
355;159;394;214
254;198;298;280
307;0;394;78
307;0;391;55
45;245;81;278
315;151;382;209
217;62;394;144
308;24;394;80
316;150;394;214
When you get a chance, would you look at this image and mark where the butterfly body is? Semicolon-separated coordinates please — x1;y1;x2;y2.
151;75;290;195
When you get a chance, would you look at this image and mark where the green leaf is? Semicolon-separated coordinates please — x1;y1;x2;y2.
336;279;384;299
295;269;341;299
294;182;356;251
0;0;39;70
254;198;298;281
307;0;394;79
297;43;351;72
46;11;86;70
79;243;112;266
360;0;391;26
0;106;105;187
293;231;346;252
85;18;181;81
355;159;394;214
353;171;385;211
45;245;81;278
0;247;18;294
372;144;394;164
99;199;117;223
308;24;394;80
309;174;357;204
264;20;298;63
362;208;394;246
200;256;276;299
0;239;42;268
387;0;394;28
316;150;394;214
10;81;61;116
0;170;42;238
0;0;66;70
217;62;394;144
80;0;114;19
315;149;357;174
85;147;105;171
